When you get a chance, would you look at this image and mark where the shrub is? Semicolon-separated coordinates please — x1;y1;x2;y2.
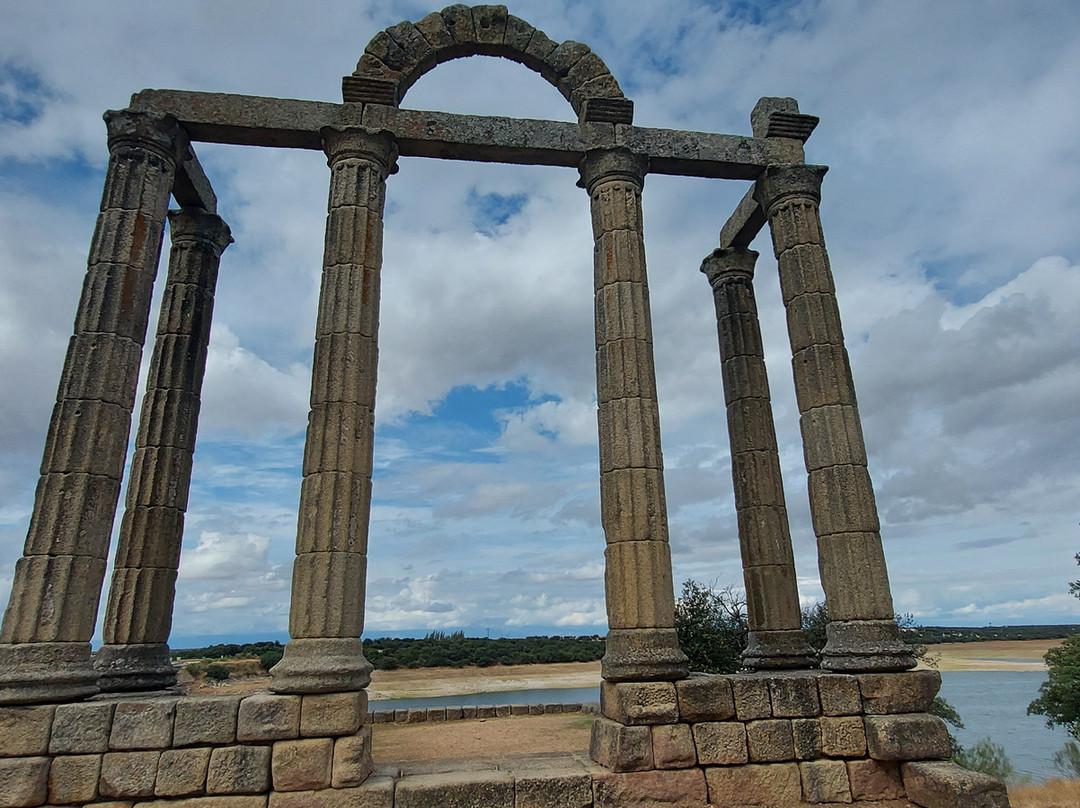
674;580;747;674
1052;740;1080;778
258;648;283;671
954;738;1017;782
204;664;230;681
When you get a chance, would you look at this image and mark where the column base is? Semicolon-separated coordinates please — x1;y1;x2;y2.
269;637;372;694
94;643;178;692
820;619;917;672
742;629;818;670
601;628;689;682
0;642;100;704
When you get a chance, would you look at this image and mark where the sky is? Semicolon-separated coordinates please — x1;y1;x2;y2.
1;1;1078;645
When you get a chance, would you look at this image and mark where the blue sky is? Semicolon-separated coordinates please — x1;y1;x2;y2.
1;1;1079;644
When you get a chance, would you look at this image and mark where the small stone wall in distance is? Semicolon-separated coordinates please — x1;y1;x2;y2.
368;701;595;724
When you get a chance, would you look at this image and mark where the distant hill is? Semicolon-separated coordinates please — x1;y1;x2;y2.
907;624;1080;644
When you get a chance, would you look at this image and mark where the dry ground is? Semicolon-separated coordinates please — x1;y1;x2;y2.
1009;777;1080;807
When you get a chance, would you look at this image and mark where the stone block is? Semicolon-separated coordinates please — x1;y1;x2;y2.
598;467;667;544
604;541;676;630
110;699;177;750
527;704;543;715
691;722;747;765
286;551;366;637
721;355;771;406
24;473;121;560
818;674;862;716
206;745;271;794
447;706;464;720
102;567;177;644
746;719;794;763
155;747;211;797
475;706;496;719
0;756;49;808
650;724;696;769
49;754;102;804
268;777;394;808
596;396;662;476
600;681;678;725
428;707;449;721
847;759;903;801
731;450;786;509
510;705;528;716
0;705;54;756
460;706;477;719
865;714;951;761
902;760;1010;808
792;718;821;760
50;702;115;755
801;761;852;805
858;669;940;714
807;465;881;540
768;672;821;718
370;710;393;724
819;716;866;758
406;709;426;723
395;769;513;808
705;762;801;806
514;767;592;808
173;696;240;747
272;738;332;792
3;554;107;642
236;694;300;742
589;717;653;772
300;403;374;479
151;797;267;808
100;751;160;798
675;673;735;722
332;726;373;788
732;676;772;720
592;768;707;808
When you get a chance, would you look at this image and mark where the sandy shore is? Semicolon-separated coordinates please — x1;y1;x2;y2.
918;639;1060;671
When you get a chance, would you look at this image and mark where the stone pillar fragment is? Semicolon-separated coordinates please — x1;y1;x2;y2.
95;207;232;692
754;164;914;672
580;148;688;683
270;127;396;694
0;110;183;704
700;247;815;670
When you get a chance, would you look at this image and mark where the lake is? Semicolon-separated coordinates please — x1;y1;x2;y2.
373;670;1071;781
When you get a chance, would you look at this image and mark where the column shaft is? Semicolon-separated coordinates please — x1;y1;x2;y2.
95;207;232;691
581;148;688;683
270;128;396;694
755;164;914;672
0;110;182;704
701;247;815;669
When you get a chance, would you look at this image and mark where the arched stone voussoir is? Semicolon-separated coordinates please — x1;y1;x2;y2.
344;4;630;122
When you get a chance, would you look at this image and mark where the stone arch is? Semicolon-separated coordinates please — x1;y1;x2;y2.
343;4;631;122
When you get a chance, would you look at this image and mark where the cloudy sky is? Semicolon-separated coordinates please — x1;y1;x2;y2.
1;1;1078;645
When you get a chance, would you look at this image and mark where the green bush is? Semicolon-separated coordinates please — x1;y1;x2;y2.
1052;739;1080;778
258;648;283;671
204;664;230;681
674;580;747;674
954;738;1016;782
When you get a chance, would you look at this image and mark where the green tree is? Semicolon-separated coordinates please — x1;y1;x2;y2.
258;648;283;671
1028;632;1080;739
674;580;747;674
204;664;230;681
954;738;1018;782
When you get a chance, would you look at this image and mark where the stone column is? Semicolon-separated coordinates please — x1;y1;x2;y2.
95;207;232;692
580;148;688;683
270;127;396;694
754;164;915;671
701;247;815;669
0;110;182;704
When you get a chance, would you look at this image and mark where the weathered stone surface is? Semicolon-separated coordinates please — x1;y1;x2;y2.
601;681;678;725
110;699;177;750
514;767;592;808
821;619;916;673
792;718;822;760
590;717;653;772
173;696;240;747
767;673;820;718
268;777;394;808
865;714;951;761
49;702;114;755
858;670;941;714
100;751;160;798
902;760;1010;808
146;796;267;808
732;676;772;720
746;719;794;763
155;747;211;797
596;396;662;474
272;738;332;792
395;769;514;808
285;551;367;638
601;628;689;683
599;467;667;545
675;673;735;722
801;758;852;804
705;762;802;806
0;756;49;808
370;710;393;724
0;705;54;756
332;727;374;788
691;721;747;766
49;753;102;804
820;716;867;758
269;636;372;696
300;692;365;737
818;674;862;716
2;555;108;643
509;705;529;717
847;759;903;801
604;542;676;630
592;768;707;808
206;745;271;794
807;465;881;537
650;724;696;769
236;695;300;742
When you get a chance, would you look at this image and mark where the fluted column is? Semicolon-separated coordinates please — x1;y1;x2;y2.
270;127;396;694
95;207;232;692
580;148;688;683
755;164;915;671
701;247;815;669
0;110;183;704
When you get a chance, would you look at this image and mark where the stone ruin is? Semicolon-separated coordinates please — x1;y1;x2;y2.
0;6;1010;808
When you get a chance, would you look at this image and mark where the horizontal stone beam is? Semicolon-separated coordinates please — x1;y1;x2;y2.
172;143;217;213
128;89;782;180
719;185;765;249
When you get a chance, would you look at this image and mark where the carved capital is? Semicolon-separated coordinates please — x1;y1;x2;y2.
104;109;185;165
578;147;648;194
754;163;828;213
320;127;398;175
167;207;233;255
700;247;759;289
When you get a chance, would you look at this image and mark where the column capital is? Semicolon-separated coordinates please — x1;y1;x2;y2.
700;246;759;289
104;109;185;165
578;147;649;194
320;126;398;174
754;163;828;213
167;207;233;255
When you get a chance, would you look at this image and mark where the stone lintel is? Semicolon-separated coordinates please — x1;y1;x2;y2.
719;185;766;249
172;144;217;213
129;89;783;178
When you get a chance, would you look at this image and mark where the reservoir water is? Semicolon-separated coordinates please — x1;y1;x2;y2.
373;670;1071;781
